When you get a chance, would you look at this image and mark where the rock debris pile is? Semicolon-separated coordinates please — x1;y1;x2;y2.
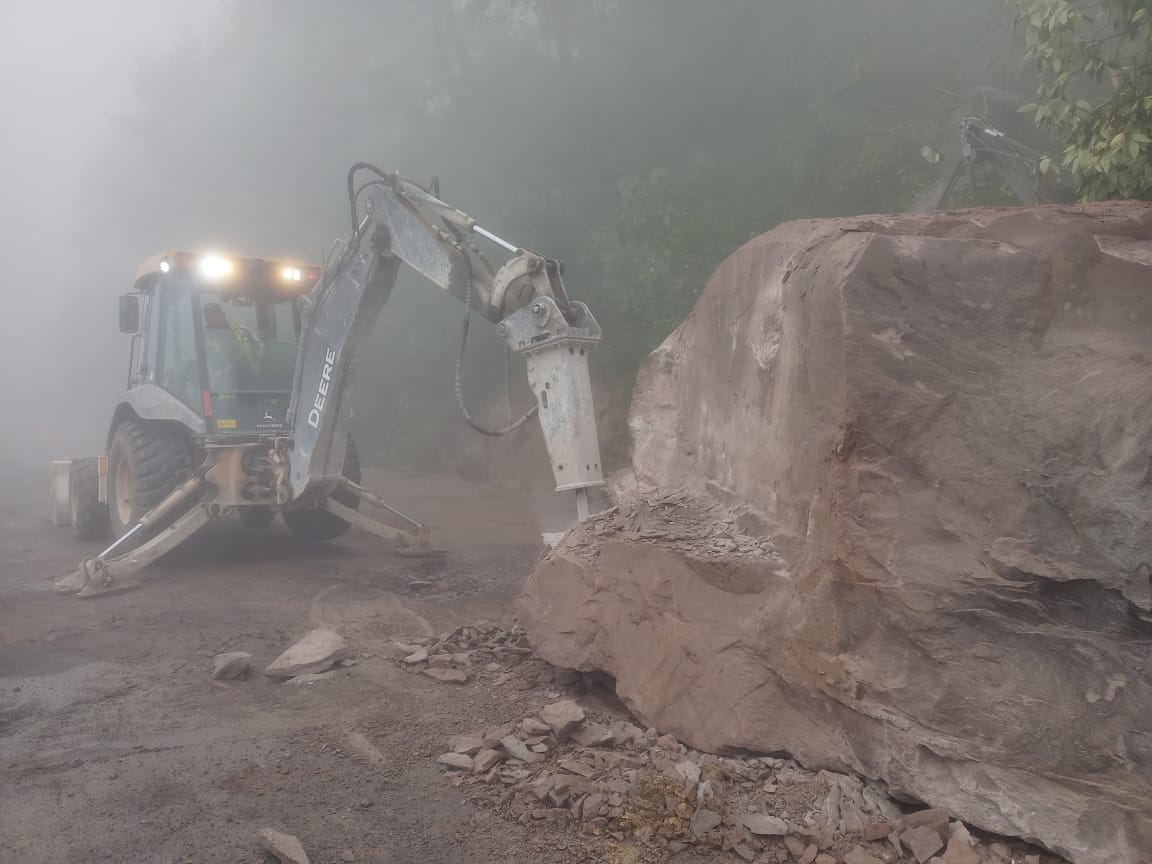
389;624;572;689
566;492;780;564
436;700;1056;864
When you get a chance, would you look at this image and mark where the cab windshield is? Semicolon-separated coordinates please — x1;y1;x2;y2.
198;293;299;394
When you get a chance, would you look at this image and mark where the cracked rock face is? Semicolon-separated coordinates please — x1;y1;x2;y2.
517;203;1152;864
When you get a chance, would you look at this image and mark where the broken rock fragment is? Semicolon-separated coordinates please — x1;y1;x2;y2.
482;723;515;749
212;651;252;680
259;828;310;864
940;823;982;864
740;812;789;836
473;749;505;773
655;734;682;752
571;721;614;747
500;735;541;764
690;808;723;837
673;759;701;784
733;843;756;862
897;808;950;840
863;821;891;842
539;699;586;739
581;792;606;820
557;758;595;778
902;824;946;863
450;736;484;755
437;753;474;771
264;630;348;679
784;837;808;858
401;647;428;665
521;717;552;737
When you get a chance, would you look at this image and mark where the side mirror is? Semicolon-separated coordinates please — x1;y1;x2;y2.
119;294;140;333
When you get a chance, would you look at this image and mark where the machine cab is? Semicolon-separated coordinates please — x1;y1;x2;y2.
124;251;319;438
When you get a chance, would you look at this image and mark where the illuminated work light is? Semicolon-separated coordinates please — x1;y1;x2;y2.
137;250;319;288
199;255;234;279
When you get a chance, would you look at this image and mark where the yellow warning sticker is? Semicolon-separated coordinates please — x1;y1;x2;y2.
216;418;238;429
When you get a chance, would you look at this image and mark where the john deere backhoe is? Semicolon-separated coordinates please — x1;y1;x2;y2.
49;165;603;597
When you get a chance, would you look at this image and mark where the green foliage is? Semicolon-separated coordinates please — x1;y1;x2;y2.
587;160;776;370
1018;0;1152;199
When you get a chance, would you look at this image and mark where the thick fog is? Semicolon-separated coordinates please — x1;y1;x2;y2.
0;0;220;465
2;0;1032;476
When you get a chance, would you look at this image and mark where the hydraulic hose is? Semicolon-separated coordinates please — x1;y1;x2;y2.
455;252;538;437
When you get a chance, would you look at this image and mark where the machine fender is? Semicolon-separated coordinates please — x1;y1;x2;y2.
107;387;207;450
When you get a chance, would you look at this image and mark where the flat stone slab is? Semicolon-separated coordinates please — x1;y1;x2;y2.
264;630;348;679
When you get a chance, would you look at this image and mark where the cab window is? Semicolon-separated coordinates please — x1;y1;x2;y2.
156;289;201;408
198;294;299;394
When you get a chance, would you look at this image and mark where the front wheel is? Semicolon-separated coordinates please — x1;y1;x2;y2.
282;436;361;543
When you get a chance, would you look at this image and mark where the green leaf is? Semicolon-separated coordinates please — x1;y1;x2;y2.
1039;155;1052;174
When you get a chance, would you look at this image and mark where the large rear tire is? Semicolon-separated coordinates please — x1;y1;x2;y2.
107;419;193;539
282;437;361;543
70;458;110;541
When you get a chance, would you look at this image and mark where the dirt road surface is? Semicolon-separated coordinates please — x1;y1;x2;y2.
0;464;606;864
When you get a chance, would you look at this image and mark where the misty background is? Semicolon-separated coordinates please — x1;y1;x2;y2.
2;0;1032;478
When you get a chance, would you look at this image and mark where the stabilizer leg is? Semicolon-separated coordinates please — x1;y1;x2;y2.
324;498;444;558
56;475;211;598
56;505;213;597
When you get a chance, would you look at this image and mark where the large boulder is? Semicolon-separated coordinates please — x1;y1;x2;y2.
518;203;1152;864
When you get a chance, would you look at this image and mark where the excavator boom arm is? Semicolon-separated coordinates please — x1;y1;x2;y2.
285;171;604;507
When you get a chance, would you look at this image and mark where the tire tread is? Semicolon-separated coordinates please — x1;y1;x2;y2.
108;419;193;536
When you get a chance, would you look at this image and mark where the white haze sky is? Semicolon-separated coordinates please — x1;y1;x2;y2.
0;1;221;461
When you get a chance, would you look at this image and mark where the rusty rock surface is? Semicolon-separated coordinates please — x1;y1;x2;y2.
517;203;1152;864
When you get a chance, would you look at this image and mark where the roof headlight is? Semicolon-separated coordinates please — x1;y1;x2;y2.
199;255;234;279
